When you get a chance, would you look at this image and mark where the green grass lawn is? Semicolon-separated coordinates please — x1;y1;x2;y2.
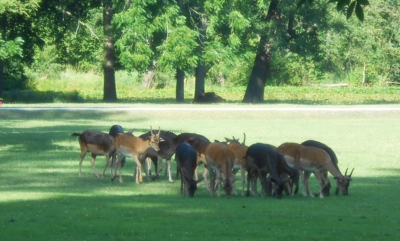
1;104;400;240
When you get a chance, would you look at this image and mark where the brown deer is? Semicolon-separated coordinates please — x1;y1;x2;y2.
112;126;161;184
204;142;236;197
71;130;115;178
225;134;248;196
277;142;352;198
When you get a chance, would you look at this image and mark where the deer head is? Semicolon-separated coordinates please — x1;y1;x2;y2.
335;168;354;195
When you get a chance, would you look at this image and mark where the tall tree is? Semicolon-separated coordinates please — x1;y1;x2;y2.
114;1;198;102
242;0;370;102
103;0;117;102
243;0;280;103
0;1;40;96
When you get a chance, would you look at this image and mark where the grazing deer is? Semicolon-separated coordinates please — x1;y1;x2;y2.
183;134;211;180
112;126;161;184
204;142;236;197
245;143;290;199
277;142;353;198
301;140;354;196
175;142;204;197
224;134;248;196
71;130;115;178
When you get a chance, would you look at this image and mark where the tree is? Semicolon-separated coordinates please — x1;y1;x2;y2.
103;0;117;102
242;0;370;103
37;0;117;102
0;0;41;96
114;1;198;101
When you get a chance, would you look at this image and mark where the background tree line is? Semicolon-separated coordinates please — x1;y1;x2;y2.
1;0;397;103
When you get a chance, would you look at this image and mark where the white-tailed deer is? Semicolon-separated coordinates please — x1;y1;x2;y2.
112;126;161;184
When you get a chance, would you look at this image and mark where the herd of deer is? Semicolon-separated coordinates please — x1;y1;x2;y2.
71;125;354;199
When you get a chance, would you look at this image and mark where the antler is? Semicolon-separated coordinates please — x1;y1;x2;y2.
348;168;354;177
344;168;354;177
242;133;246;145
150;126;161;134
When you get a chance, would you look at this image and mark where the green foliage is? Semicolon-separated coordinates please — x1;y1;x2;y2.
157;25;199;71
2;89;82;103
271;53;320;86
319;1;400;86
0;37;24;60
323;0;370;21
0;0;40;15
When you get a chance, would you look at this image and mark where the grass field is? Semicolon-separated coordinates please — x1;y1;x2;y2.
1;104;400;240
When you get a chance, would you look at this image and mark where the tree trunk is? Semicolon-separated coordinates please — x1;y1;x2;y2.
176;68;185;102
243;0;280;103
0;13;6;96
194;12;207;99
103;1;117;102
195;64;206;97
242;37;272;103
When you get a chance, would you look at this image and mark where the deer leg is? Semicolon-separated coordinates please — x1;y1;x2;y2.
231;167;240;196
78;151;87;178
241;167;246;196
143;157;151;181
314;170;325;198
194;166;199;181
89;153;100;178
215;169;223;197
176;160;181;179
209;168;216;196
101;155;111;178
246;169;251;197
302;171;314;197
111;153;123;183
117;160;123;183
166;158;173;183
179;169;184;196
133;156;143;183
202;167;211;193
251;172;258;196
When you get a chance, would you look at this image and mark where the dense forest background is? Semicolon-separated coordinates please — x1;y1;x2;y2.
0;0;398;103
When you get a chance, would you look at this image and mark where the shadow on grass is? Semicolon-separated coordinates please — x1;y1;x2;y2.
0;111;182;154
1;173;400;240
3;89;400;105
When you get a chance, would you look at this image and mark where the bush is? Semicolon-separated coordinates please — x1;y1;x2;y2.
2;89;83;103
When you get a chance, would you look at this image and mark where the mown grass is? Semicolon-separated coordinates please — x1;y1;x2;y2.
1;105;400;240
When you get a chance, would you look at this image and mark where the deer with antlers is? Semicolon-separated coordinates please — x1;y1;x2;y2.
277;142;353;198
